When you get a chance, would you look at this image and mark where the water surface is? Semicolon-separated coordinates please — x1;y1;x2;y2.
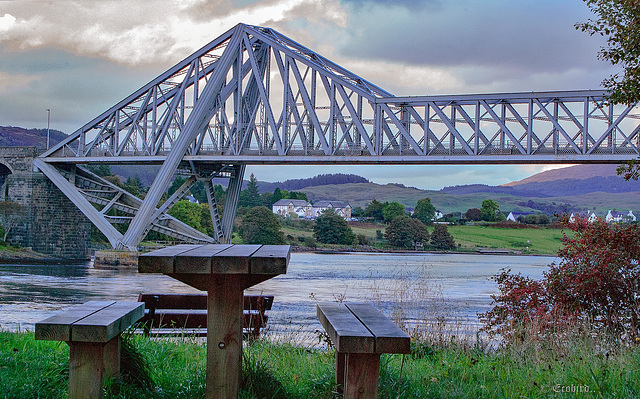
0;252;556;335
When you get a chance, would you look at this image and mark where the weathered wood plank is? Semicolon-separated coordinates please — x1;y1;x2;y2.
138;244;200;273
68;341;105;399
206;274;244;398
344;353;380;399
317;303;374;353
35;301;115;342
72;302;144;343
212;245;261;274
249;245;290;275
174;244;231;274
346;303;411;354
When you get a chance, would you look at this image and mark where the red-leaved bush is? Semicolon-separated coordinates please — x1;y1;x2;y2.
480;215;640;342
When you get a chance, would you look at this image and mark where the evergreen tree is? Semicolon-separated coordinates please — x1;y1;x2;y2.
238;173;262;208
313;209;355;245
413;197;436;225
123;176;145;198
430;224;456;250
239;206;285;244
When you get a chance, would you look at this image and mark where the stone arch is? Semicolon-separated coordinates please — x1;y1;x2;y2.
0;161;13;201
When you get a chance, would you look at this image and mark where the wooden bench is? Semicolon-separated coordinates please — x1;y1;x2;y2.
317;302;411;399
137;293;274;338
35;301;144;399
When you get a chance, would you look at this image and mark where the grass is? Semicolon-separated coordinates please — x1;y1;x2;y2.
445;224;567;255
2;328;640;398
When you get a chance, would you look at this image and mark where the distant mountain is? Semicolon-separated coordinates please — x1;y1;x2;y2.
440;184;551;198
256;173;369;193
0;125;67;150
500;164;640;197
504;164;619;185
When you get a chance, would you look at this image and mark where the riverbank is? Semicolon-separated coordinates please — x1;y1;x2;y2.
0;245;80;264
1;330;638;398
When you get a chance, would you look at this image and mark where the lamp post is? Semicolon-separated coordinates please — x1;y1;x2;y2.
46;109;51;150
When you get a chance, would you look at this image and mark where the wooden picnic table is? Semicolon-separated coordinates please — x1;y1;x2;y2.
138;244;290;399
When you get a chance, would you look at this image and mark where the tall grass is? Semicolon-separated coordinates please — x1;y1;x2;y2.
3;261;640;398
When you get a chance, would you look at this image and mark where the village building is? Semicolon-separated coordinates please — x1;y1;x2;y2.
311;200;352;219
271;199;313;218
605;210;636;223
506;211;534;222
569;211;599;223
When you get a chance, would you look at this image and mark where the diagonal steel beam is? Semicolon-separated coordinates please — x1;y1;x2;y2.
119;25;244;250
34;159;124;247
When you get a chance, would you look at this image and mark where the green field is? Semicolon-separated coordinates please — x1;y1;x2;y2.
445;225;567;255
279;220;567;255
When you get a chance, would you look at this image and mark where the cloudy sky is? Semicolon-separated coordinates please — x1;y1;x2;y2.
0;0;616;189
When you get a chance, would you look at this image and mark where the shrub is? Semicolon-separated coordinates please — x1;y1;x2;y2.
480;216;640;342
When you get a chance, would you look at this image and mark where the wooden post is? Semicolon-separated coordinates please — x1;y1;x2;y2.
206;275;244;399
68;342;105;399
336;351;347;393
343;353;380;399
102;336;120;380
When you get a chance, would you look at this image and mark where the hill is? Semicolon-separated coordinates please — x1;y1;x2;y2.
504;164;618;185
0;126;67;150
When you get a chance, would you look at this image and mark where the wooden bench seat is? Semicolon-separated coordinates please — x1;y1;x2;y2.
317;302;410;399
137;293;273;338
35;301;144;399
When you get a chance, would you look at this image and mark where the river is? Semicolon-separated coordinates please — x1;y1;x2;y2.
0;252;556;340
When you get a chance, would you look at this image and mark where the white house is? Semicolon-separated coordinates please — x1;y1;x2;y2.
506;211;534;222
569;211;599;223
272;199;312;218
606;210;636;223
312;201;352;219
434;210;444;220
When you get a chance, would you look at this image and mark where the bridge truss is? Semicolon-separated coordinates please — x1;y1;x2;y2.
34;23;640;250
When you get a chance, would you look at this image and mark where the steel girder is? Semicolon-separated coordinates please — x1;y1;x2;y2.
33;159;216;248
34;23;640;249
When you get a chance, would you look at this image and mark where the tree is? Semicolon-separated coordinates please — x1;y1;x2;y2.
364;199;385;221
465;208;482;221
413;197;436;225
382;202;406;223
238;173;263;208
239;206;285;245
384;215;429;249
481;199;500;222
122;176;145;198
430;224;456;250
0;201;24;241
270;187;284;206
168;176;186;197
577;0;640;105
168;200;203;232
313;209;355;245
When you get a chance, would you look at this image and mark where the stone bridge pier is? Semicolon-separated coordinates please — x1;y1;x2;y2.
0;147;90;261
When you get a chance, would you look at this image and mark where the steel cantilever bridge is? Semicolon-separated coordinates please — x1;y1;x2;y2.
33;23;640;250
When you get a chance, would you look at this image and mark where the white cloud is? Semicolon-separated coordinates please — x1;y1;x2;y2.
0;13;16;31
